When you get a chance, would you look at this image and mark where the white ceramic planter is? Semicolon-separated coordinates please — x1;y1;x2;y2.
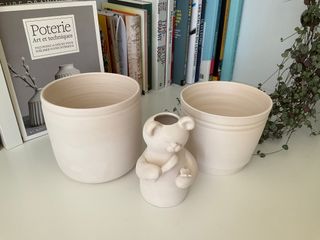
41;73;141;183
181;81;272;175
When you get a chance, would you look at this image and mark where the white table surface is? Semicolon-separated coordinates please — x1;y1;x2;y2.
1;85;320;240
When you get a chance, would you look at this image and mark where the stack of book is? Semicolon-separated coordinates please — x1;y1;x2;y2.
99;0;243;91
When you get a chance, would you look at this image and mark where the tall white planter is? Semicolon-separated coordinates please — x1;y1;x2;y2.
41;73;141;183
181;81;272;175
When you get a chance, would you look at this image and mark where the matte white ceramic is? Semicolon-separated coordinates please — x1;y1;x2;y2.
181;81;272;175
136;112;198;207
41;73;141;183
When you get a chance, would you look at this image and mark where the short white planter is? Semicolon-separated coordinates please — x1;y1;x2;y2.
181;81;273;175
41;73;141;183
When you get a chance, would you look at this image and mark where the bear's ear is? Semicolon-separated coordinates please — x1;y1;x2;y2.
178;116;195;131
145;121;162;136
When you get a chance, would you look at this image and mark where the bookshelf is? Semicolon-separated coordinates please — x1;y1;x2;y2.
0;84;319;240
1;2;318;238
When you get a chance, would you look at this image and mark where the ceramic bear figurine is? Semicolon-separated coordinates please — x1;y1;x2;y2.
136;112;198;207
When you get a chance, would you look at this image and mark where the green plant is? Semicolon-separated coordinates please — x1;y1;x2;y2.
257;0;320;157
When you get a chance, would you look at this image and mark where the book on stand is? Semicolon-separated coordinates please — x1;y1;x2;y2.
0;1;104;141
172;0;192;86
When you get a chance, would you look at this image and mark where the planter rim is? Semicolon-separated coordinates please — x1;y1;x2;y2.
180;81;273;121
41;72;140;117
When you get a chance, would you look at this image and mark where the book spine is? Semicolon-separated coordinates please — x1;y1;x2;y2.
185;0;202;84
218;0;231;66
106;13;121;73
115;15;128;76
155;0;168;90
194;0;206;82
220;0;244;80
212;0;227;79
209;0;224;78
125;15;143;91
172;0;192;86
198;0;221;82
164;0;175;87
98;13;113;73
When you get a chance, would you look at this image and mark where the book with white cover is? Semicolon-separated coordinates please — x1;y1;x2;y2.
165;0;175;87
125;15;143;90
185;0;202;84
143;0;168;90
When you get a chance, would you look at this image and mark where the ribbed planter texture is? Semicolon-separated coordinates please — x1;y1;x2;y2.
41;73;141;183
181;81;272;175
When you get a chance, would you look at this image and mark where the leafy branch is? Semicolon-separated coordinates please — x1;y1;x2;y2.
9;57;38;91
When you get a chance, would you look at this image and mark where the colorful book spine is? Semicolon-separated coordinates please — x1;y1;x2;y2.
212;0;227;79
194;0;206;82
107;0;152;91
144;0;168;90
105;12;121;73
220;0;244;81
218;0;231;67
165;0;175;87
98;12;113;73
172;0;192;86
125;15;143;90
186;0;203;84
198;0;221;82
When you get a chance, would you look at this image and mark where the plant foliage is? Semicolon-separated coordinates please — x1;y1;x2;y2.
258;0;320;155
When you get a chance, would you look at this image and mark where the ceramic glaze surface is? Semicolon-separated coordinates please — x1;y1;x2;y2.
136;112;198;207
41;73;141;183
181;81;272;175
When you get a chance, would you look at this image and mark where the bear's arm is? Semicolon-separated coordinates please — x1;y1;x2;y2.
184;150;198;177
136;155;161;180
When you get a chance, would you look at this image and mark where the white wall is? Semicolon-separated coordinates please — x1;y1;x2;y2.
233;0;305;91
